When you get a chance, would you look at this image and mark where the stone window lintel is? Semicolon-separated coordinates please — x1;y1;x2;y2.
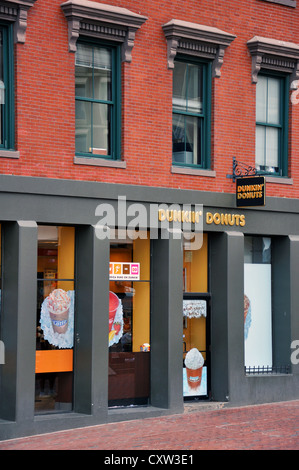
258;0;296;7
0;0;36;43
247;36;299;90
61;0;147;62
162;19;236;77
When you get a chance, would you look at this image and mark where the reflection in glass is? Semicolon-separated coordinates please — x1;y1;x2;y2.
172;114;202;165
92;103;110;156
75;100;91;153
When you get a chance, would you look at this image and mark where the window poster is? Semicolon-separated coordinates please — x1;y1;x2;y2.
183;347;207;397
244;264;272;368
109;291;124;347
40;289;75;349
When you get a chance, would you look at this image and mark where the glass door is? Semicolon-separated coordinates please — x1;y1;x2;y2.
183;233;210;399
35;226;75;414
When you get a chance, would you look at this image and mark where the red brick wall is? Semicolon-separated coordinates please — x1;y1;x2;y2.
2;0;299;198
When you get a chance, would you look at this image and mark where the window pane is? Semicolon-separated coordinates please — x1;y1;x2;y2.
187;64;202;113
256;76;280;125
266;126;279;169
92;103;110;156
75;100;91;153
185;115;201;165
173;61;187;111
255;125;265;167
256;76;267;122
256;125;279;172
75;44;93;99
267;77;280;125
93;46;112;101
75;44;112;102
172;112;185;156
172;114;202;165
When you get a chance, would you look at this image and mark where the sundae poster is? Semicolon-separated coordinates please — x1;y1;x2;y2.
183;348;207;397
183;366;207;397
40;289;75;349
244;264;272;368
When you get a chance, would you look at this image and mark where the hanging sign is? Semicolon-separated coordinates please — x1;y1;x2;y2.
109;262;140;280
236;176;265;207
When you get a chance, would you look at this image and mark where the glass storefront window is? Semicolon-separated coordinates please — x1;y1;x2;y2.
35;226;75;414
244;236;272;371
183;233;209;399
108;232;150;407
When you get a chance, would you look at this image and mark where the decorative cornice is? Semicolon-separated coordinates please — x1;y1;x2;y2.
247;36;299;89
0;0;36;43
162;19;236;77
61;0;147;62
258;0;296;7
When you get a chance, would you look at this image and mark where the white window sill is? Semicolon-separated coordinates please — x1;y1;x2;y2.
0;150;20;159
171;165;216;177
265;176;293;185
74;156;126;169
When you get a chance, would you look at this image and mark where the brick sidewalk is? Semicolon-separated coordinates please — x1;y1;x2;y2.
0;400;298;450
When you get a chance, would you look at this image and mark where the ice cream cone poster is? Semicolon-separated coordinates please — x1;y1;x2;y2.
183;348;207;397
108;291;124;346
40;289;74;349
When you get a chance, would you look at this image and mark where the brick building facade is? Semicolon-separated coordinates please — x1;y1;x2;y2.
0;0;299;440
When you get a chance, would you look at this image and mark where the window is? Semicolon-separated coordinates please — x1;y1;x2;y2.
0;23;14;150
244;237;273;371
172;59;211;168
36;226;75;414
109;233;150;407
163;19;235;172
255;74;288;175
183;234;209;399
61;0;147;165
244;236;291;375
75;42;121;159
248;35;299;177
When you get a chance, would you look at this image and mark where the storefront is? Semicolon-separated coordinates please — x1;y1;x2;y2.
0;174;299;440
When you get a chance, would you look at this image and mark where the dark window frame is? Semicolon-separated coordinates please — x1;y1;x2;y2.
75;39;121;161
255;70;289;177
0;22;14;151
172;56;212;169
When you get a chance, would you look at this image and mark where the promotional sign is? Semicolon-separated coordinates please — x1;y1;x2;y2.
109;262;140;280
40;289;75;349
236;176;265;207
244;264;272;368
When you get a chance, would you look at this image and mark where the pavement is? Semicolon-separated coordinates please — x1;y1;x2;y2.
0;400;298;451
